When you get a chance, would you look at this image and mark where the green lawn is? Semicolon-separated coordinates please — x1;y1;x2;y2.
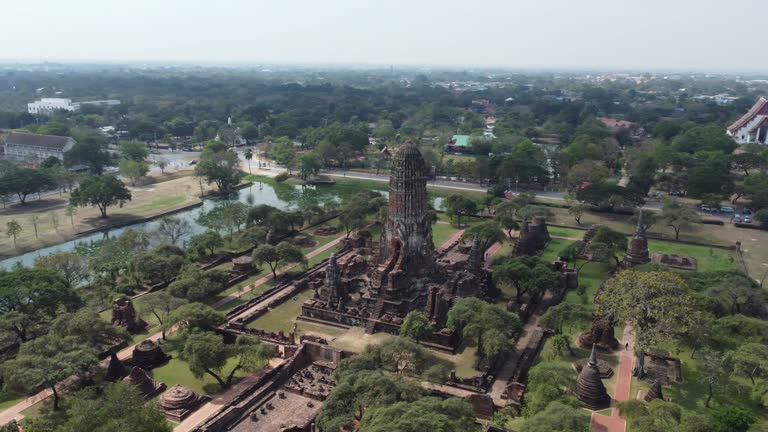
0;392;23;411
149;343;252;395
246;290;315;333
548;226;586;239
130;195;186;214
647;240;739;273
432;223;460;247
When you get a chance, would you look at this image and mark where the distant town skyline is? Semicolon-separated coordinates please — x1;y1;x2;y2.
3;0;767;73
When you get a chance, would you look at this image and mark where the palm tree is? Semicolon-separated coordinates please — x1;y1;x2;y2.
244;148;253;174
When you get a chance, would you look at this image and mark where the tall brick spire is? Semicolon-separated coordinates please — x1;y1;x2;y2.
382;140;435;272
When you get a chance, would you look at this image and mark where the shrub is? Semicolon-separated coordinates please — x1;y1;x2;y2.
274;172;290;183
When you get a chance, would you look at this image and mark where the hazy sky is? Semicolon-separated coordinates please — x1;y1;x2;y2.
3;0;766;72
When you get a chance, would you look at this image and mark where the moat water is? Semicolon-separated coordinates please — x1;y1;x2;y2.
0;179;445;270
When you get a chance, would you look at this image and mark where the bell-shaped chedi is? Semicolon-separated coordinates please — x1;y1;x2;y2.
576;345;611;410
621;210;650;268
159;384;208;421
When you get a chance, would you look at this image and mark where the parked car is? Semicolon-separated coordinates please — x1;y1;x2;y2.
720;206;735;213
734;214;742;223
744;215;752;223
743;208;753;215
700;205;716;212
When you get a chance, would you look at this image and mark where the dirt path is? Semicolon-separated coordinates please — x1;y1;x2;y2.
590;322;635;432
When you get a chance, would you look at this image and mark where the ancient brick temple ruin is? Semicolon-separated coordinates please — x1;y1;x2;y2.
621;210;650;268
299;141;496;347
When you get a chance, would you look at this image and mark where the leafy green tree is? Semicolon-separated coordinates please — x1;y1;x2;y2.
399;311;434;342
53;382;172;432
539;303;591;335
565;196;588;225
243;148;253;174
523;362;579;417
65;136;111;174
521;401;589;432
726;343;768;386
34;251;90;287
119;159;148;186
731;152;766;176
360;397;477;432
119;141;149;162
130;250;185;285
271;137;297;170
660;199;701;240
576;182;645;210
708;406;755;432
617;399;685;432
187;231;224;258
194;141;242;194
181;332;274;389
590;226;628;268
698;347;728;407
447;298;521;364
756;209;768;229
549;334;574;357
5;219;22;247
70;175;132;218
49;309;128;349
65;205;77;228
155;158;169;174
0;267;81;341
135;291;187;340
444;194;477;227
168;267;229;301
1;335;98;410
298;152;322;181
461;220;505;252
163;303;226;334
492;255;560;304
252;242;306;278
597;271;696;377
672;124;736;155
0;168;56;204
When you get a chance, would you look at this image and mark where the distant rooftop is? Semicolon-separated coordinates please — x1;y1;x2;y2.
5;132;74;150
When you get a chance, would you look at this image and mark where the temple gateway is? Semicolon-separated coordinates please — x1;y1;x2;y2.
300;141;495;347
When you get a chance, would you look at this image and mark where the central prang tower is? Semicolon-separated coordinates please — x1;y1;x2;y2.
373;141;435;302
382;141;435;269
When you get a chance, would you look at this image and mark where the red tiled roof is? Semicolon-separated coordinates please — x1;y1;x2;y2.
728;97;768;133
597;117;636;129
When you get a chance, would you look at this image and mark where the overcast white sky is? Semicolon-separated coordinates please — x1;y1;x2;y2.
2;0;766;72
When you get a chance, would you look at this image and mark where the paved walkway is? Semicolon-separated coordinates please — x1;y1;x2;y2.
485;241;503;266
439;229;465;252
590;322;635;432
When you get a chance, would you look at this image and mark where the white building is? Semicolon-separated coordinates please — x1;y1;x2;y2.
727;97;768;145
27;98;78;114
4;132;76;162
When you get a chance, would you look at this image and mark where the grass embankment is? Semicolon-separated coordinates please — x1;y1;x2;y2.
0;171;215;259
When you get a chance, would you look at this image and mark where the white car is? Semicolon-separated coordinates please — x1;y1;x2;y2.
720;206;735;213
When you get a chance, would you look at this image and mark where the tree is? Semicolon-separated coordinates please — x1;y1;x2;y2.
155;158;169;174
756;209;768;229
708;406;755;432
590;226;628;268
271;138;297;171
54;382;172;432
596;271;696;377
29;215;40;239
629;209;657;232
49;309;128;349
119;141;149;162
130;251;185;285
698;347;727;407
65;137;111;174
462;221;505;253
187;231;224;258
672;124;736;155
65;205;77;229
1;335;98;410
360;397;477;432
243;148;253;174
119;159;148;186
34;251;90;287
400;311;434;342
0;168;56;204
5;220;22;246
539;303;591;335
0;267;81;342
168;267;229;301
298;153;322;181
550;334;574;357
521;401;589;432
70;175;132;218
731;152;766;176
565;196;588;225
163;303;226;334
492;255;560;304
156;216;192;245
727;343;768;386
135;291;187;340
447;298;521;364
576;182;645;210
444;194;477;227
49;211;60;232
194;141;242;194
181;332;273;389
252;242;306;279
523;362;579;417
660;199;700;240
